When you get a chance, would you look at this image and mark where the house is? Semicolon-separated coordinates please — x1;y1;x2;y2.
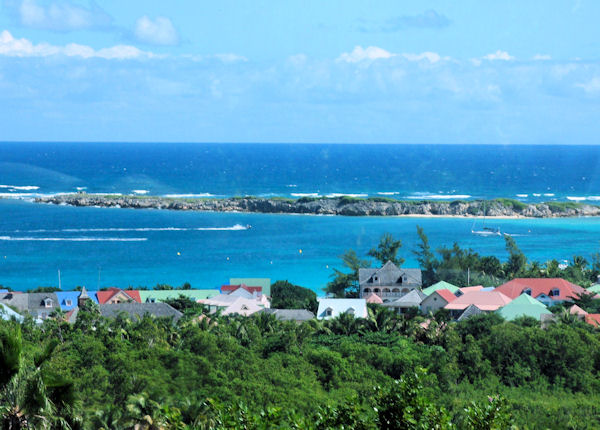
316;298;368;320
0;303;24;322
588;283;600;294
221;284;263;298
456;286;484;296
497;294;552;321
457;304;484;322
0;291;28;313
96;287;141;304
364;293;384;304
422;281;459;296
139;289;220;303
230;278;271;296
259;308;315;322
27;293;60;320
420;289;457;314
585;314;600;327
198;294;267;316
358;261;422;301
99;303;183;322
382;290;427;314
494;278;586;306
55;289;99;311
445;291;512;318
569;304;588;316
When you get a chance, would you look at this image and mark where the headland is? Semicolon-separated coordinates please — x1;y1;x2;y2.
32;193;600;218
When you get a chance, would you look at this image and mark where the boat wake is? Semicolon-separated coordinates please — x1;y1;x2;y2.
0;236;147;242
18;224;250;233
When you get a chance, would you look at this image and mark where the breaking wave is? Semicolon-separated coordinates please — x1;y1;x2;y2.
19;224;250;233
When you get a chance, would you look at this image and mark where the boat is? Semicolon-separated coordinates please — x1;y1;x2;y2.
471;202;501;236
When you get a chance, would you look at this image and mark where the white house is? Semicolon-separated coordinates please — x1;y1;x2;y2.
316;298;368;320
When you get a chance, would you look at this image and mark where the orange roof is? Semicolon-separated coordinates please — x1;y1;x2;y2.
96;287;141;304
494;278;585;301
435;289;457;303
445;291;512;311
569;304;588;316
364;293;383;304
459;286;484;294
585;314;600;327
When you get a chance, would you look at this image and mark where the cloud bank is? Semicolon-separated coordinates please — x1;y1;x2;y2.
10;0;112;31
134;16;179;46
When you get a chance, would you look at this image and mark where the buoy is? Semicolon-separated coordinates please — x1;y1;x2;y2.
299;249;303;254
226;257;230;261
177;252;181;256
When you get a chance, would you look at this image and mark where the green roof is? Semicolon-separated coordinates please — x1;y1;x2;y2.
230;278;271;296
498;294;552;321
422;281;459;296
138;289;220;303
588;284;600;293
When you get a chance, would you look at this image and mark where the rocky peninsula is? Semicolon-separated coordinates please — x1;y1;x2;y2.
32;194;600;218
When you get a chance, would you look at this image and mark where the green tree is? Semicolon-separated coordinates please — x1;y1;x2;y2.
413;226;437;285
503;235;527;278
368;233;405;267
325;250;370;297
271;280;318;312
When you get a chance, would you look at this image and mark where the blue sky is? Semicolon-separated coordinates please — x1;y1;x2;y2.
0;0;599;143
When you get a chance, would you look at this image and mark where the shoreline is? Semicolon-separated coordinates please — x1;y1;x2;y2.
28;193;600;219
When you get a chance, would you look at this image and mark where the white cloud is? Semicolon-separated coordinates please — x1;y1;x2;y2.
16;0;111;31
0;30;153;59
337;46;395;63
213;53;247;63
134;16;179;46
402;52;445;63
532;54;551;61
576;77;600;93
481;50;515;61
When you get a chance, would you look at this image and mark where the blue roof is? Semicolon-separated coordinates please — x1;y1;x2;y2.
55;290;99;310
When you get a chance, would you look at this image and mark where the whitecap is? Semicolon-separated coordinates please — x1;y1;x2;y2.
533;193;541;197
567;196;586;201
405;194;471;200
163;193;214;198
132;189;149;195
0;185;39;190
291;193;320;197
377;192;399;196
325;193;368;198
0;236;147;242
21;224;249;233
286;184;298;188
543;193;554;197
516;194;528;198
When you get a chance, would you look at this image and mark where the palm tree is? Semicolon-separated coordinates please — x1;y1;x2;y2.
364;305;398;333
0;326;80;429
251;311;279;335
122;392;167;430
327;312;363;335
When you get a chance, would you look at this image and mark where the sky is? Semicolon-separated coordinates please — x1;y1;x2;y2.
0;0;599;144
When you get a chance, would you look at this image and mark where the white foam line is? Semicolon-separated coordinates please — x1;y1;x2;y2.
20;224;249;233
291;193;320;197
325;193;368;198
0;236;147;242
163;193;214;198
405;194;471;199
377;192;399;196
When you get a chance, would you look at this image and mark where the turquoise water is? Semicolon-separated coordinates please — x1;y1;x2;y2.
1;199;599;292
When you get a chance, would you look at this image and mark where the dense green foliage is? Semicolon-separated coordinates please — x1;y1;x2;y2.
2;302;600;428
270;280;318;312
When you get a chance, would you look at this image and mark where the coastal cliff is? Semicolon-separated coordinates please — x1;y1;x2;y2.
32;194;600;218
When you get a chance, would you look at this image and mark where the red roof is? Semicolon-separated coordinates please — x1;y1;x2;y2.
494;278;585;302
96;287;141;304
435;289;457;303
585;314;600;327
221;284;262;294
459;286;484;294
445;291;512;311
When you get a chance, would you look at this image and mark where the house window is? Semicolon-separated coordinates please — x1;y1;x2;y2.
363;288;371;293
241;305;248;310
374;276;378;281
65;299;72;306
550;289;560;297
374;288;380;293
148;298;156;303
346;308;355;315
383;288;390;293
392;288;400;293
523;288;532;296
325;307;333;316
43;298;53;308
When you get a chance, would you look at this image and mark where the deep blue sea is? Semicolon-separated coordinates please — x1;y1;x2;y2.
1;142;600;292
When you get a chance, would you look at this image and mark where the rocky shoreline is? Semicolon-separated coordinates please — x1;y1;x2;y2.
30;194;600;218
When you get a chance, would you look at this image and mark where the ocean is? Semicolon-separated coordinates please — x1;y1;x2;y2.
1;142;600;292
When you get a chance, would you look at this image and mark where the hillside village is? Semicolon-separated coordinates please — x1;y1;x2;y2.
2;261;600;328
